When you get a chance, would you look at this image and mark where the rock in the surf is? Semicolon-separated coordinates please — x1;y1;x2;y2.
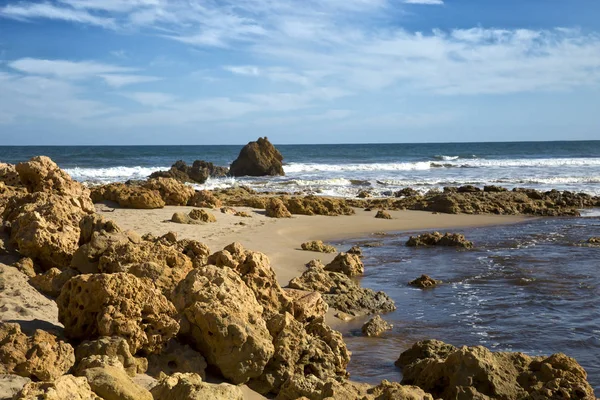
324;252;364;277
408;274;441;289
588;237;600;245
230;137;284;177
361;315;392;337
396;339;596;400
150;160;228;184
406;232;473;249
300;240;337;253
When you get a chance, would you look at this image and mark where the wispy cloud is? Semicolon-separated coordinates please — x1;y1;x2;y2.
0;2;115;28
8;58;133;78
99;74;160;87
404;0;444;5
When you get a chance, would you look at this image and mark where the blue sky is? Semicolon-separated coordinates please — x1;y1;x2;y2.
0;0;599;145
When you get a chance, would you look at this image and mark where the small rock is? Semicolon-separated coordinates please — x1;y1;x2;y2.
375;210;392;219
265;198;292;218
588;237;600;245
346;245;363;257
357;190;372;198
170;212;198;225
300;240;337;253
82;366;153;400
11;258;36;278
409;274;441;289
324;253;364;277
188;209;216;223
406;232;473;248
361;315;393;337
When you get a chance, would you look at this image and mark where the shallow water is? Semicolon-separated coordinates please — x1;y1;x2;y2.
335;216;600;395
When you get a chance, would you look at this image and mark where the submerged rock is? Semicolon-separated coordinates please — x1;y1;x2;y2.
300;240;337;253
361;315;393;337
408;274;442;289
396;339;596;400
230;137;285;177
406;231;473;248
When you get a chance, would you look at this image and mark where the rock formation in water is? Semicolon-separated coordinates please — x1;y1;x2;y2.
230;137;285;177
150;159;228;184
409;274;442;288
407;231;474;248
361;315;392;337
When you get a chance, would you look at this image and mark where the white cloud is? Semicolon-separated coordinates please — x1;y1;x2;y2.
8;58;133;78
122;91;175;106
224;65;261;76
404;0;443;5
0;2;115;28
99;74;160;87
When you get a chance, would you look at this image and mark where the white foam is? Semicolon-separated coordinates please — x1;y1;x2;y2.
284;161;432;173
65;166;167;183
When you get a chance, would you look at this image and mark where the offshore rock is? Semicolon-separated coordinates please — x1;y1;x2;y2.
91;183;165;209
406;231;474;249
408;274;441;289
396;339;596;400
12;375;101;400
150;372;244;400
172;265;275;384
266;198;292;218
361;315;392;337
0;322;75;381
230;137;285;177
57;273;179;354
300;240;337;253
150;160;228;184
142;177;195;206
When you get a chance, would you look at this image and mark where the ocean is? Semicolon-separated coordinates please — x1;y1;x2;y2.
1;141;599;394
1;140;600;197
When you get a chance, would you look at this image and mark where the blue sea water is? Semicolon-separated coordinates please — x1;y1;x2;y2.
1;140;600;196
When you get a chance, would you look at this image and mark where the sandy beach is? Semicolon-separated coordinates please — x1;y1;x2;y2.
98;203;526;286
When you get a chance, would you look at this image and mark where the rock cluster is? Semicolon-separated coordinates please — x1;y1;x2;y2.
300;240;337;253
91;183;165;209
361;315;392;337
150;159;228;184
230;137;285;177
406;231;474;248
288;259;395;316
396;339;596;400
409;274;441;288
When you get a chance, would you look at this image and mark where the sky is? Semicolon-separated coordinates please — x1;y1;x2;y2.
0;0;599;145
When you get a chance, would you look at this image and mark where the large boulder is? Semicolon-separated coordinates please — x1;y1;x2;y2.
90;183;165;209
396;339;596;400
172;265;275;384
12;374;101;400
0;322;75;381
150;372;244;400
150;160;229;184
3;192;92;270
230;137;285;177
142;177;194;206
57;273;180;354
15;156;94;212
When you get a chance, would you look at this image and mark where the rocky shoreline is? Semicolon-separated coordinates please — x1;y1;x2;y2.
0;155;598;399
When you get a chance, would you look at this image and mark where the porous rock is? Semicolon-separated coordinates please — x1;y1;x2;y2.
15;156;94;212
90;183;165;209
361;315;392;337
0;374;31;400
11;257;36;278
188;208;216;223
3;192;92;270
188;190;222;208
283;195;355;216
266;198;292;218
12;374;101;400
408;274;441;289
57;273;179;354
324;252;364;277
0;163;21;187
406;231;473;249
75;336;147;378
284;288;328;323
375;210;392;219
142;177;195;206
230;137;285;177
0;322;75;381
29;267;78;297
172;265;275;384
300;240;337;253
150;372;244;400
82;365;153;400
146;340;207;379
396;339;596;400
78;214;121;245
